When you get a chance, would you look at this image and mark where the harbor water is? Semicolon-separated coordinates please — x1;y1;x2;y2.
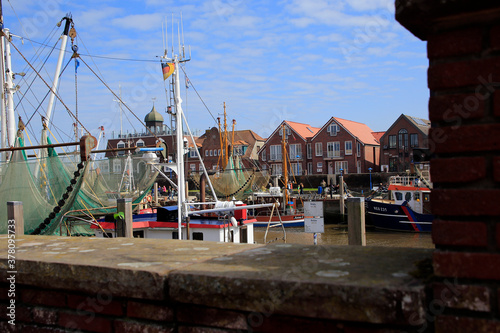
254;224;434;248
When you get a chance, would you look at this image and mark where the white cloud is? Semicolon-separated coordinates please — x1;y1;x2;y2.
111;13;164;31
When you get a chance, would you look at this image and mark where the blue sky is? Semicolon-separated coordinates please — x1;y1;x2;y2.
3;0;428;147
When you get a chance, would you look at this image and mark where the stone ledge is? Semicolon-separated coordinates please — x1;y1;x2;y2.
0;235;432;325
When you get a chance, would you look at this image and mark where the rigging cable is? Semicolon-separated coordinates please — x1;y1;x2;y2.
180;65;217;124
7;38;90;134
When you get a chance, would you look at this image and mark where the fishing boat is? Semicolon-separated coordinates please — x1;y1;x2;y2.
366;170;433;232
0;13;158;236
248;123;305;228
88;23;279;243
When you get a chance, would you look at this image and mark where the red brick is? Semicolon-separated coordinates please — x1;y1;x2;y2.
16;305;32;323
254;314;341;333
0;286;8;300
428;124;500;154
114;320;174;333
491;25;500;51
21;289;66;307
59;311;112;333
127;300;173;322
32;307;59;325
432;219;488;247
434;251;500;279
428;27;483;58
434;283;490;312
495;90;500;117
15;325;67;333
429;93;485;123
428;57;500;90
177;305;246;330
431;189;500;216
430;157;486;183
495;157;500;182
178;327;231;333
436;315;500;333
67;293;123;316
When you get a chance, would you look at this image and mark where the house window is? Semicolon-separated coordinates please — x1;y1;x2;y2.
307;162;312;174
327;142;340;158
289;144;302;160
291;163;302;176
317;162;322;173
315;142;323;156
306;143;312;159
189;149;198;158
345;141;352;155
218;149;221;156
261;148;267;161
262;165;268;176
190;164;196;172
100;160;110;173
357;142;361;157
270;145;282;161
410;134;419;147
113;159;121;173
398;129;408;148
389;135;396;148
327;124;340;136
117;141;125;156
136;139;145;147
272;164;282;176
335;161;348;174
279;127;291;136
205;150;208;157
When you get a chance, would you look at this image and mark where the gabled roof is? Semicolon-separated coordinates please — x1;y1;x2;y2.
380;114;430;140
312;117;379;145
405;115;431;135
285;120;320;140
371;131;385;144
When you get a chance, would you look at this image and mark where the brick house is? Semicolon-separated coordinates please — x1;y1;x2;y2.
186;127;265;174
378;114;430;172
309;117;381;175
258;121;320;176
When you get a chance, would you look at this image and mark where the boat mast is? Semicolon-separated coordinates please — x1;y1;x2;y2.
44;16;72;128
0;0;7;159
281;123;288;210
4;27;15;149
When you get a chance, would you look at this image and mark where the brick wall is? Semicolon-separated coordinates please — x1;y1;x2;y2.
397;1;500;331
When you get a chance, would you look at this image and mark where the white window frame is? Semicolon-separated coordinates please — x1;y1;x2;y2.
270;145;282;161
345;141;352;155
335;161;348;174
327;141;340;158
307;162;313;175
357;142;361;157
291;163;302;176
317;162;322;173
315;142;323;157
306;143;312;159
261;148;267;161
289;144;302;160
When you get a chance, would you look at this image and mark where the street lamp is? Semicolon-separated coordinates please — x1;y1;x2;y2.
368;167;373;190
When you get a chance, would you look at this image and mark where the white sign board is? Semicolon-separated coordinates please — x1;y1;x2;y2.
305;217;325;233
304;201;324;217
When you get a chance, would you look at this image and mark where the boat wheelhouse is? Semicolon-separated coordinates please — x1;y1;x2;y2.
366;175;433;232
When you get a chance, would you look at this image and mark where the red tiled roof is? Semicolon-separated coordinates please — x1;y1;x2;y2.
334;117;380;145
371;131;385;143
285;121;320;140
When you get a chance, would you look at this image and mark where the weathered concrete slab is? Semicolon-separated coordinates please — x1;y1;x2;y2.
0;235;262;300
169;244;432;324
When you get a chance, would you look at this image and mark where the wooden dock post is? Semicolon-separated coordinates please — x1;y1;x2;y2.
7;201;24;235
339;175;345;215
117;198;133;238
347;197;366;246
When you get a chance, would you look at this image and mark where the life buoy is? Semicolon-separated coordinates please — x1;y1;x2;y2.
146;195;152;202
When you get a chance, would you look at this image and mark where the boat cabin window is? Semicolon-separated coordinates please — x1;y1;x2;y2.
133;231;144;238
394;192;403;201
405;192;412;202
423;193;430;202
414;192;420;201
105;232;113;238
192;232;204;241
172;231;179;239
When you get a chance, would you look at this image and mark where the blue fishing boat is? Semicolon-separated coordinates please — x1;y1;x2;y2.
366;175;433;232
